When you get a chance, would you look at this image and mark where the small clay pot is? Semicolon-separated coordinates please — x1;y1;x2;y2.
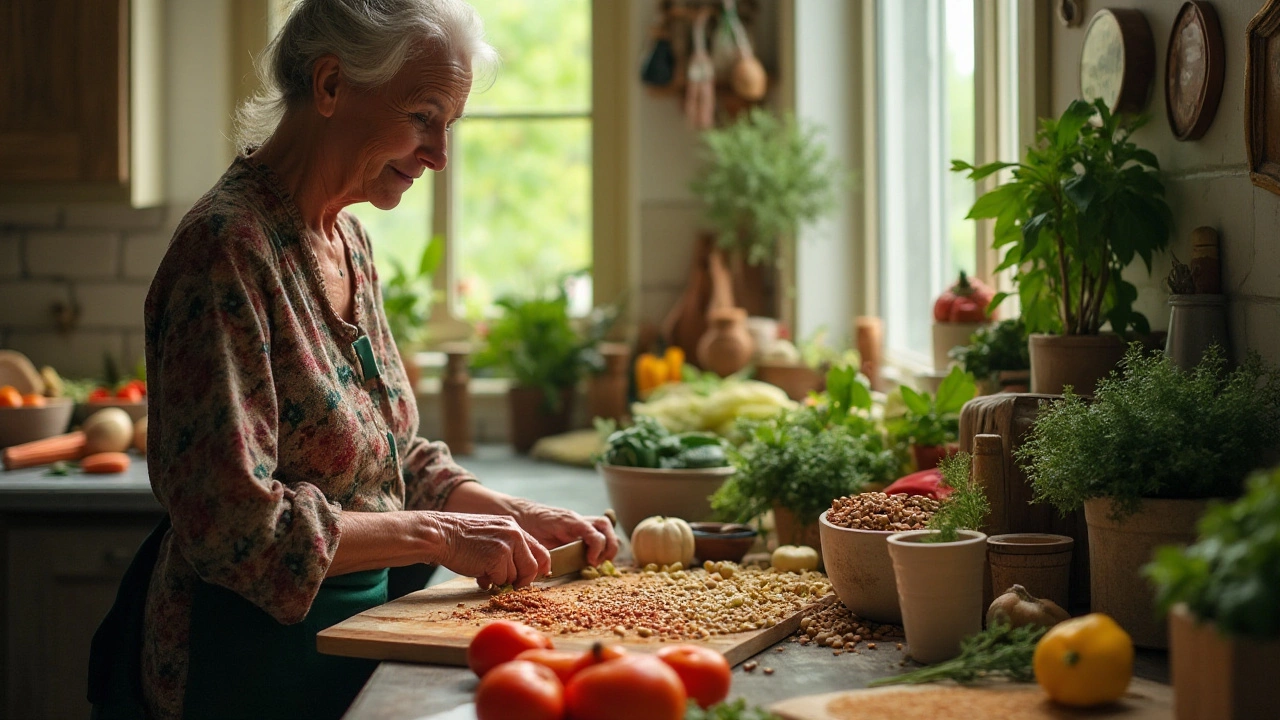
986;533;1074;613
696;307;755;377
911;443;958;471
690;522;758;563
887;529;988;664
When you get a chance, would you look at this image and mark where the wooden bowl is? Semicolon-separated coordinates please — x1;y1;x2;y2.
0;398;75;449
690;522;758;563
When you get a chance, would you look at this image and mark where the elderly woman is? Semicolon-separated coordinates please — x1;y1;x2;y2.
87;1;618;718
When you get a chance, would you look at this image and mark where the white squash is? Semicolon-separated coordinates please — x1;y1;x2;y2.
771;545;820;573
630;516;695;568
83;408;133;454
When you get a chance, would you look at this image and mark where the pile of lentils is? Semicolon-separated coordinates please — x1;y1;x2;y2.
792;601;904;655
825;492;940;532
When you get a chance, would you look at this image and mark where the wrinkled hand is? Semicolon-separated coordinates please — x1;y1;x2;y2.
429;512;551;590
510;499;619;566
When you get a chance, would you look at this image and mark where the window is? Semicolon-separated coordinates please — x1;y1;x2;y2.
346;0;594;328
875;0;1021;369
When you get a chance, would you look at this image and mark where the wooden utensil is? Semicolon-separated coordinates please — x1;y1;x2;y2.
723;0;766;101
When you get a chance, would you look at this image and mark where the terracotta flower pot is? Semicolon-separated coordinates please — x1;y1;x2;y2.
887;529;988;664
818;510;901;624
507;386;575;454
986;533;1074;613
756;363;824;402
911;443;958;472
597;464;734;537
1084;497;1209;649
1169;604;1280;720
1028;332;1127;395
771;504;822;553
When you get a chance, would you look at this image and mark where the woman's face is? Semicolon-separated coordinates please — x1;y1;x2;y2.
331;46;472;210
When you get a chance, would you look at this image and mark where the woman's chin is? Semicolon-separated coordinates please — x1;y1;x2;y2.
366;192;403;211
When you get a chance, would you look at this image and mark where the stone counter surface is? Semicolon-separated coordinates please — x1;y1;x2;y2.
0;451;159;513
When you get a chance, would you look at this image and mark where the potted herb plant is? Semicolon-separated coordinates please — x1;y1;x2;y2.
711;364;899;549
596;416;734;536
887;452;992;663
689;108;840;318
380;235;443;391
953;99;1172;395
1018;345;1280;648
949;319;1031;395
472;290;614;454
887;366;977;471
1145;467;1280;720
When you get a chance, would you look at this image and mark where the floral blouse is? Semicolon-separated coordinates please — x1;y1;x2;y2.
140;156;475;719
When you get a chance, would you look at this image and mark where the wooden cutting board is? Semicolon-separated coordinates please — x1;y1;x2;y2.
770;677;1172;720
318;575;832;667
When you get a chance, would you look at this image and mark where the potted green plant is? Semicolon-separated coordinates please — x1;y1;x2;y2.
886;452;991;663
887;366;977;471
1017;345;1280;648
689;108;841;317
472;290;614;453
711;364;899;549
948;319;1031;395
380;235;444;390
1144;467;1280;720
953;98;1172;395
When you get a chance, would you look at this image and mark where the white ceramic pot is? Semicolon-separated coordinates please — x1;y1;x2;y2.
818;510;900;624
597;464;735;537
887;529;988;664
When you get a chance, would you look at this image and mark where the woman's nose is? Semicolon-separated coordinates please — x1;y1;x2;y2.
418;135;447;172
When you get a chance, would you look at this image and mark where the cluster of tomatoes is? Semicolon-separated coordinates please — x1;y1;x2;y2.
0;385;46;408
468;620;731;720
88;379;147;404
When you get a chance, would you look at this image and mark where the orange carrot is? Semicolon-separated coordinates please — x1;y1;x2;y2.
80;451;131;474
3;431;86;471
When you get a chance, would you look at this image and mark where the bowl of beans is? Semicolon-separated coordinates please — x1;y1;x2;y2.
818;492;941;625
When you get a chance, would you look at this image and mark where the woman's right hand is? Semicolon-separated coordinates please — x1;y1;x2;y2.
428;512;551;590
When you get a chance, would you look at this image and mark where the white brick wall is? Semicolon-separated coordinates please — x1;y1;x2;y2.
0;202;178;381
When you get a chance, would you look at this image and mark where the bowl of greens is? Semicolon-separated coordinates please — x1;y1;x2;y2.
597;417;735;536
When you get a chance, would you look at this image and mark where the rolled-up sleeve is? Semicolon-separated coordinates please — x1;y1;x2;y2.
146;230;340;625
402;437;477;511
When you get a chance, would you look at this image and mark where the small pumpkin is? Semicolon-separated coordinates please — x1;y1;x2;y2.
987;584;1071;630
631;516;694;568
770;545;819;573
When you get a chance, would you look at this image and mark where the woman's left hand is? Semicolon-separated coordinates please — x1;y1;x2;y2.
510;500;619;566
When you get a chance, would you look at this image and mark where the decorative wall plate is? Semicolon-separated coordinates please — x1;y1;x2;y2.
1079;8;1155;113
1246;0;1280;194
1166;2;1225;141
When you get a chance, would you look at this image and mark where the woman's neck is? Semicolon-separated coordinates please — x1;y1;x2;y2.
249;113;353;236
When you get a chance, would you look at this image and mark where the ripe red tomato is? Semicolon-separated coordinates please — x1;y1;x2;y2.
115;385;143;402
474;660;564;720
515;648;583;685
656;645;731;709
467;621;554;678
565;654;686;720
120;379;147;397
567;642;628;679
87;387;113;403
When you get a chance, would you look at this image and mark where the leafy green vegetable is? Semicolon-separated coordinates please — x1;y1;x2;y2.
381;235;443;349
1145;466;1280;640
948;319;1030;383
925;452;990;543
685;699;781;720
600;416;729;469
869;621;1046;686
1018;345;1280;521
887;366;976;448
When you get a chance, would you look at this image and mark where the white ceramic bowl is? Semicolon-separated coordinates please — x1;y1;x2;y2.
0;398;75;449
818;509;902;624
598;464;735;537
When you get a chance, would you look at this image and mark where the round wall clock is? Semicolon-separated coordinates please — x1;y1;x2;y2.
1166;2;1225;141
1079;8;1155;114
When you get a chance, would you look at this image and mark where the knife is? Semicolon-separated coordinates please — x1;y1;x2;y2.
542;509;618;581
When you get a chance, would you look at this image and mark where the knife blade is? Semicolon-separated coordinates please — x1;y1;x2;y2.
545;539;588;579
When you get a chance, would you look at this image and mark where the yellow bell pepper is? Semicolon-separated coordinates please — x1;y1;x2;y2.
1033;613;1133;707
635;353;670;398
663;346;685;382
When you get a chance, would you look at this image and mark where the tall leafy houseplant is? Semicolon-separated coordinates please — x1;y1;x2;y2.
953;99;1172;336
381;235;444;350
690;108;840;266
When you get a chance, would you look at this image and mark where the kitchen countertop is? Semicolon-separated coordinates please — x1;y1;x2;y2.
0;451;159;512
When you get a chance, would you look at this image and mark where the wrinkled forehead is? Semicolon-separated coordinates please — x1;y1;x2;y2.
393;39;473;106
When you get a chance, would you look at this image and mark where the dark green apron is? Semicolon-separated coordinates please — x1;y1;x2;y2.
89;518;396;720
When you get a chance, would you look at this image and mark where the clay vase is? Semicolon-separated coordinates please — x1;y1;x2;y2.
887;529;989;664
507;386;575;454
441;346;473;456
696;307;755;377
1170;604;1280;720
1165;294;1230;371
911;443;958;472
586;342;631;423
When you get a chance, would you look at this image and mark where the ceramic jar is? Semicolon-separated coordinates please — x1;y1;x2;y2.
697;307;755;377
1165;294;1229;371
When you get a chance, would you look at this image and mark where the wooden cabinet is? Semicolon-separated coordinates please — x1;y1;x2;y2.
2;513;161;720
0;0;163;205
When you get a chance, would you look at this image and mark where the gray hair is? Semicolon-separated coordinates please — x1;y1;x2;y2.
235;0;499;150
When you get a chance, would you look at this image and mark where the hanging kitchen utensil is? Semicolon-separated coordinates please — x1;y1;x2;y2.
723;0;767;101
640;2;677;87
685;7;716;129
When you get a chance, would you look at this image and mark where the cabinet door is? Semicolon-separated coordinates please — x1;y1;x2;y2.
6;521;154;720
0;0;128;185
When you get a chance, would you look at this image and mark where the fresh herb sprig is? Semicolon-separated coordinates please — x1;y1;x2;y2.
685;699;782;720
869;621;1046;686
924;452;990;543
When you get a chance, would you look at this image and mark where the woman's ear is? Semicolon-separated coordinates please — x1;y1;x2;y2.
310;55;342;118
